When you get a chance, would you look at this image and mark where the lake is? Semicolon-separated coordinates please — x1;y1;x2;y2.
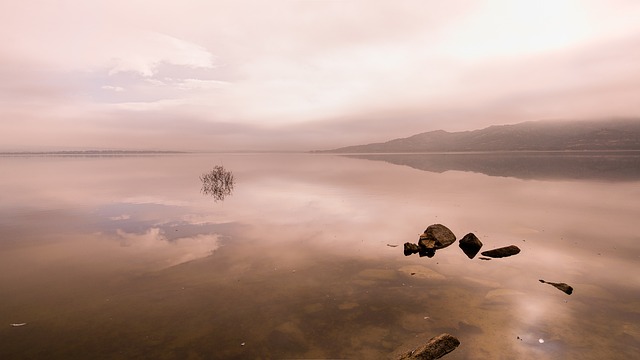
1;152;639;359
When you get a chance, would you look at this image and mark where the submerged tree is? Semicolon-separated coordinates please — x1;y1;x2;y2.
200;165;234;201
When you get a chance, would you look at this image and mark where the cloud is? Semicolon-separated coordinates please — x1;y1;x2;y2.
1;0;640;151
106;33;216;77
175;78;229;91
114;228;221;268
102;85;124;92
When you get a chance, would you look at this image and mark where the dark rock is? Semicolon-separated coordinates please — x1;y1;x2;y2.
404;243;420;256
419;235;438;249
397;333;460;360
419;248;436;258
479;257;492;261
539;279;573;295
418;224;456;251
458;233;483;259
481;245;521;258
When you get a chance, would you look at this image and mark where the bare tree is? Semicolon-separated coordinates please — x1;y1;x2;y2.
200;165;234;201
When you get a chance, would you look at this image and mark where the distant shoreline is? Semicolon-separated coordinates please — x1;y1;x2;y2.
0;150;188;157
0;150;310;156
4;149;640;157
310;149;640;155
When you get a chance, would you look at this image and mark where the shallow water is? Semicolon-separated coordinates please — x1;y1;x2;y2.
1;153;639;359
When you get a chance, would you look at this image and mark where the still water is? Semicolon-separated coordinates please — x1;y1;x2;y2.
1;153;639;359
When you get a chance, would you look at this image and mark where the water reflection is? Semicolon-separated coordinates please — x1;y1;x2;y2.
0;154;638;359
347;151;640;181
200;165;234;201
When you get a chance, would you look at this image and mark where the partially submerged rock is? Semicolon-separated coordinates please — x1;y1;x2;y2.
458;233;483;259
404;242;420;256
397;333;460;360
418;247;436;258
481;245;521;258
404;224;456;258
419;224;457;250
539;279;573;295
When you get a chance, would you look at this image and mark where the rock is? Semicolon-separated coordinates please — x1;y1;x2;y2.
404;242;420;256
416;224;456;257
539;279;573;295
419;247;435;258
481;245;521;258
478;257;492;261
397;333;460;359
419;235;438;249
458;233;483;259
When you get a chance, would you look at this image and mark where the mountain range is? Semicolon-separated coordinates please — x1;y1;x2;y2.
317;119;640;153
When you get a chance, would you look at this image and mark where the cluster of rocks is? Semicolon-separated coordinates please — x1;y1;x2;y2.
394;224;572;359
403;224;521;260
402;224;574;297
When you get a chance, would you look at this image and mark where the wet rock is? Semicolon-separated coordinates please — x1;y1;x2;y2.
403;225;457;258
419;224;457;250
481;245;521;258
458;233;483;259
404;242;420;256
539;279;573;295
397;333;460;360
419;236;437;250
419;248;435;258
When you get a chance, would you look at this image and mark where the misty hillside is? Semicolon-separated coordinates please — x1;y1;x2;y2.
318;119;640;153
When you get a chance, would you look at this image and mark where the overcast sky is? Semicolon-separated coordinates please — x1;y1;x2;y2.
1;0;640;151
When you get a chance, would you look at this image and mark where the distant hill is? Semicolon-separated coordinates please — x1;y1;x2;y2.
317;119;640;153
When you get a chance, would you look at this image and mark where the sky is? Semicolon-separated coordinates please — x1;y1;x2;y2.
1;0;640;152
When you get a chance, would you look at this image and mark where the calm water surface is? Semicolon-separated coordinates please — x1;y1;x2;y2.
1;153;639;359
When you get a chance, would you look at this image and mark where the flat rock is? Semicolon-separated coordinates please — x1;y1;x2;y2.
539;279;573;295
458;233;483;259
481;245;521;258
396;333;460;360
